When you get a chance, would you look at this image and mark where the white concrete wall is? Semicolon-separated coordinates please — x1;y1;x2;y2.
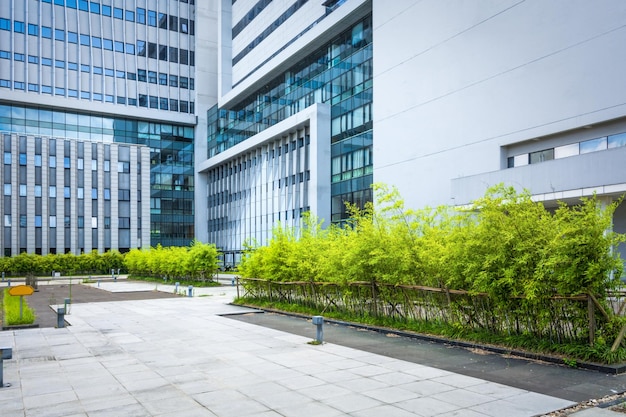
373;0;626;209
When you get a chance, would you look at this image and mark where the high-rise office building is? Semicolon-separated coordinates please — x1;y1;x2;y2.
3;0;626;263
0;0;205;254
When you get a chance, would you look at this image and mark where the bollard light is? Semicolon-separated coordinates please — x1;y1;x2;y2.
312;316;324;344
57;307;66;328
175;282;179;294
0;347;12;388
187;285;193;297
64;298;71;315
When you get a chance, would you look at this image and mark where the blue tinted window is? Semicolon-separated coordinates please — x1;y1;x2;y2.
0;51;8;59
68;32;78;43
116;71;125;78
81;91;90;99
14;21;25;33
137;40;145;56
42;26;52;38
81;64;89;72
137;8;146;24
92;37;101;48
125;10;135;22
14;53;25;61
68;89;78;97
93;93;102;101
126;43;135;55
42;57;52;66
148;10;156;26
55;87;65;95
55;60;64;68
68;62;78;70
54;0;64;5
102;5;111;16
105;68;114;77
93;66;102;74
103;39;112;50
80;34;90;46
0;18;10;31
78;0;88;11
28;55;38;63
114;8;123;19
14;82;25;90
114;41;124;53
90;2;100;14
28;24;38;36
0;80;10;88
55;29;65;41
66;0;77;8
28;84;38;92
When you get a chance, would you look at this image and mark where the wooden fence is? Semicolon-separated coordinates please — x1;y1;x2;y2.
239;278;626;347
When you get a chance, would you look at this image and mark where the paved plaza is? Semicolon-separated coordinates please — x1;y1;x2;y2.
0;281;620;416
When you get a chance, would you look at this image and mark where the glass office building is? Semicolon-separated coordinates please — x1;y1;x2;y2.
0;0;198;254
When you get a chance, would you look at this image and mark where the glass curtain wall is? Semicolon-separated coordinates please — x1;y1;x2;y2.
207;15;373;222
0;103;195;247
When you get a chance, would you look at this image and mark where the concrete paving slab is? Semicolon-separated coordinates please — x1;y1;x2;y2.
0;280;607;416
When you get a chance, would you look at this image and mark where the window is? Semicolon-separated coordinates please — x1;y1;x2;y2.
55;29;65;41
103;38;113;50
138;69;146;81
116;70;125;79
180;77;188;89
126;72;136;80
28;55;38;63
169;16;178;32
180;101;188;113
105;68;114;77
81;64;89;72
113;8;123;19
190;78;194;90
64;186;71;198
169;99;178;112
55;87;65;95
42;57;52;66
0;18;9;31
148;10;156;27
14;53;24;62
28;83;39;92
3;184;11;195
159;73;167;85
91;217;97;228
78;0;88;11
158;13;167;29
160;97;168;110
91;188;97;198
92;37;101;48
35;185;42;196
137;8;146;24
580;137;607;154
90;2;100;14
103;188;110;199
19;184;26;197
68;89;78;97
0;79;9;88
55;60;65;68
13;81;25;90
50;216;57;228
102;5;111;16
68;31;78;43
80;34;90;46
117;96;126;104
180;49;188;65
42;26;52;38
169;75;178;87
68;62;78;70
66;0;77;7
49;186;56;197
14;21;25;34
35;216;42;227
139;95;147;107
137;40;146;56
104;160;110;172
159;45;167;61
126;43;135;55
42;85;52;94
0;51;8;59
169;47;178;63
4;215;10;227
20;215;26;228
148;42;157;59
148;71;157;84
28;24;39;36
93;66;102;74
149;96;158;109
180;18;188;34
125;10;135;22
81;91;90;99
114;41;124;53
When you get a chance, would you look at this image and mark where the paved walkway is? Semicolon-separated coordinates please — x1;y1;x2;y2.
0;280;619;416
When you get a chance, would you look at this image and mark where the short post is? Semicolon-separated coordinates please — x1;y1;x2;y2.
1;272;4;281
7;279;10;287
175;282;179;294
312;316;324;344
64;298;71;315
0;347;13;388
57;307;66;328
231;277;235;286
187;285;193;297
111;269;115;281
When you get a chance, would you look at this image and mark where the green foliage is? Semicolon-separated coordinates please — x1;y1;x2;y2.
124;241;220;282
2;288;36;326
237;183;626;363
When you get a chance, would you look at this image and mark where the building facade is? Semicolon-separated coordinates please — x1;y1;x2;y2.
0;0;208;254
198;0;372;264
